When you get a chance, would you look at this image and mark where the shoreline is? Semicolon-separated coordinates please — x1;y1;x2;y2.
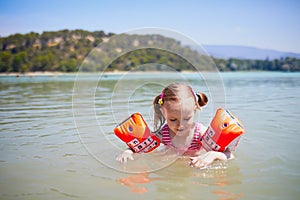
0;71;67;77
0;71;125;77
0;70;290;77
0;70;204;77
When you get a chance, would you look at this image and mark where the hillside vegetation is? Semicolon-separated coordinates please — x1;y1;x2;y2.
1;29;299;72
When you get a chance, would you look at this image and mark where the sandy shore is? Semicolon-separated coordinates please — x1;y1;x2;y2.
0;70;201;77
0;71;125;77
0;71;67;77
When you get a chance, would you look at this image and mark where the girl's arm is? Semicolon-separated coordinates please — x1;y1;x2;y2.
189;148;234;169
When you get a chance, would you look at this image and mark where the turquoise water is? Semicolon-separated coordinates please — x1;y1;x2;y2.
0;72;299;199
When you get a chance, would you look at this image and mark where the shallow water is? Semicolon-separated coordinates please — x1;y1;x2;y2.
0;72;299;199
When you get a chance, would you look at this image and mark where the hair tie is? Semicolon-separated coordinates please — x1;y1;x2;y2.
158;92;164;105
193;91;199;102
192;90;203;110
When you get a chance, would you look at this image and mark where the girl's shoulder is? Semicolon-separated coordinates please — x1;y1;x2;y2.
161;123;169;132
155;123;169;138
160;124;171;145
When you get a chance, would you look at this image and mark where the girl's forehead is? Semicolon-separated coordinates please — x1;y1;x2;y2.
165;98;195;114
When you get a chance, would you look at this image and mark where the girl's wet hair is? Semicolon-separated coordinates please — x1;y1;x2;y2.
153;83;208;132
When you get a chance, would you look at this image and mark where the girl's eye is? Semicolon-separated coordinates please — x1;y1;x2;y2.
184;117;191;121
170;119;177;122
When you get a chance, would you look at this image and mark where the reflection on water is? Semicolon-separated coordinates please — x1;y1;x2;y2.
1;72;300;199
117;173;154;194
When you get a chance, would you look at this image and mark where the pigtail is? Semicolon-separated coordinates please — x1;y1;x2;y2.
196;92;208;108
153;95;165;133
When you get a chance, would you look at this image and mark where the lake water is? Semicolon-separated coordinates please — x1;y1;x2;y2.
0;72;299;199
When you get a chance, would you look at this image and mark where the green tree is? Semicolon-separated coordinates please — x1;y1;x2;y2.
0;51;12;72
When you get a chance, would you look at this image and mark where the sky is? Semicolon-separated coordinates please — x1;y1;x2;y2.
1;0;300;53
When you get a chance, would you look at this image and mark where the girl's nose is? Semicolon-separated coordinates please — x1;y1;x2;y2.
178;121;184;128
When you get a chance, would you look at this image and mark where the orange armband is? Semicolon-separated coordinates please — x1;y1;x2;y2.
200;108;245;152
114;113;160;153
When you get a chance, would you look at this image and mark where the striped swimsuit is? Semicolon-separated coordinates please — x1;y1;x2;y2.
160;123;203;151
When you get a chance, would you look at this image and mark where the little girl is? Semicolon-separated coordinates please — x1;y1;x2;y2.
117;83;233;168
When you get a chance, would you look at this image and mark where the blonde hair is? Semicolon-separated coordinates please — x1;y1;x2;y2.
153;83;208;132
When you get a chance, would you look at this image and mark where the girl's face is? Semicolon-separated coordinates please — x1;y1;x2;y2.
161;97;196;136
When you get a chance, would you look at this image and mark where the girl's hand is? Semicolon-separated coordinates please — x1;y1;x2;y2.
189;151;227;169
116;149;134;163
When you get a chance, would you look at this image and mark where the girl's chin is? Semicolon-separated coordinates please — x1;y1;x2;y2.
174;130;187;136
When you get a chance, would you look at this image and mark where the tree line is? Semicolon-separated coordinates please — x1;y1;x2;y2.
214;57;300;72
0;29;299;73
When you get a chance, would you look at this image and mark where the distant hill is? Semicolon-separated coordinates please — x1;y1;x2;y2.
0;29;213;73
199;45;300;60
0;29;300;72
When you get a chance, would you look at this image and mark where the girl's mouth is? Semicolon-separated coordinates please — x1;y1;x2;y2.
176;129;184;132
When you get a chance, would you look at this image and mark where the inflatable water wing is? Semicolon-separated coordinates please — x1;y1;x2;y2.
114;113;160;153
200;108;245;152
